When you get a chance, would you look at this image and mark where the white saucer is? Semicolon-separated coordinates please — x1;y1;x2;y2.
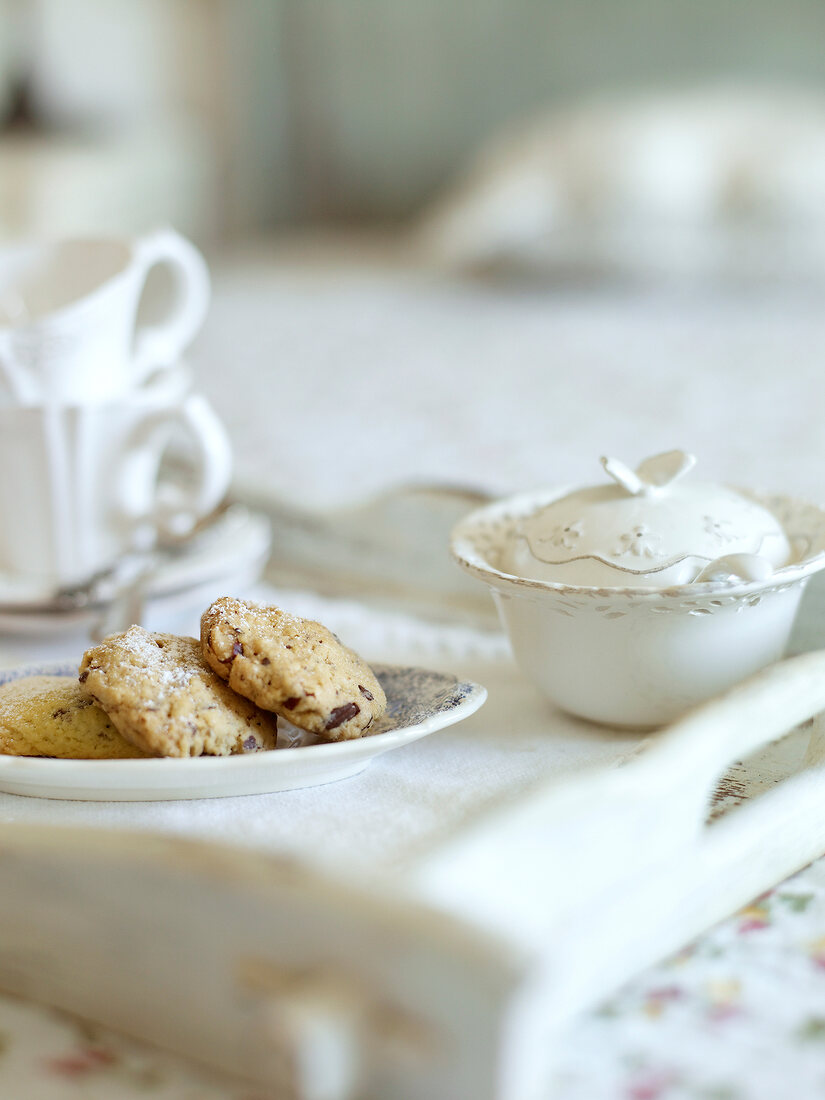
0;662;487;800
0;506;271;635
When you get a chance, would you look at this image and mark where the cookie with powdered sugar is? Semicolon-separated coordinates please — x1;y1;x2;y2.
200;597;386;741
79;627;278;758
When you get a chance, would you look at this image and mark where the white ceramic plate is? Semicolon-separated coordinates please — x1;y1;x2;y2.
0;662;487;801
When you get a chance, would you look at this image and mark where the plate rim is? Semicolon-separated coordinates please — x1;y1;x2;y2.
0;661;488;782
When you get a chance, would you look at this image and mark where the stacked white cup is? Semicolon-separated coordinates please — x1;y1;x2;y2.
0;229;232;593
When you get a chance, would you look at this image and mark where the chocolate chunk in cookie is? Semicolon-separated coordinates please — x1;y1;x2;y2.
201;597;386;741
79;627;278;758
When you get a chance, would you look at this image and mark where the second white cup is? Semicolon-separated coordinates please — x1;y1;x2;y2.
0;229;211;405
0;366;232;590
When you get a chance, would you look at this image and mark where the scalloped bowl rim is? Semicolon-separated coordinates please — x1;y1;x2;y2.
450;486;825;601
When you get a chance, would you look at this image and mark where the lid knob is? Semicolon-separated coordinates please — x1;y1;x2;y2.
601;450;697;497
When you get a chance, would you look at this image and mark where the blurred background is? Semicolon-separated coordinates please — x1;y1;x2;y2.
3;0;825;242
3;0;825;513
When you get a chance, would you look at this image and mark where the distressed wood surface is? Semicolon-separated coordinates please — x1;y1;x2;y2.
2;642;825;1099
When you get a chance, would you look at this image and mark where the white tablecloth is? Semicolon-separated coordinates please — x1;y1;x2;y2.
196;240;825;512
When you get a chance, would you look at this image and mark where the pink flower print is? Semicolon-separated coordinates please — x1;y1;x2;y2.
615;525;661;559
807;935;825;970
737;902;770;933
643;986;685;1017
45;1046;117;1078
626;1068;679;1099
647;985;684;1001
705;978;743;1022
738;918;769;933
708;1003;743;1022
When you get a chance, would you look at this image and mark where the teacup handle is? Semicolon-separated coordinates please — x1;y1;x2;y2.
0;330;39;403
116;393;232;541
131;228;211;375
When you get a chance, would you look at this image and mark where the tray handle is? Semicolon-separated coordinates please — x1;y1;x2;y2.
641;649;825;831
408;650;825;940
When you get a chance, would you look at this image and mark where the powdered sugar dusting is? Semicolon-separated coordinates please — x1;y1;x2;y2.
214;597;303;633
78;626;279;757
112;626;197;691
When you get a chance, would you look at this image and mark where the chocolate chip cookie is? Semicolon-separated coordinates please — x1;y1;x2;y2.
200;597;387;741
79;627;278;758
0;676;151;759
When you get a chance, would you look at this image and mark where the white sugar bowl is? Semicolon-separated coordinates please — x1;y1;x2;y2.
451;451;825;727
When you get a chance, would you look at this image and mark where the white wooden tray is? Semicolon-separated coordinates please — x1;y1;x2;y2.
1;574;825;1100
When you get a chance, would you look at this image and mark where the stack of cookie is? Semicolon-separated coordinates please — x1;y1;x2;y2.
0;598;387;759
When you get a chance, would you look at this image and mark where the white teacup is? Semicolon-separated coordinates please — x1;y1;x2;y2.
0;229;210;404
0;367;232;589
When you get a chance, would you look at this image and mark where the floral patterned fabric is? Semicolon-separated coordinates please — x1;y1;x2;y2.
0;996;253;1099
2;858;825;1098
554;858;825;1099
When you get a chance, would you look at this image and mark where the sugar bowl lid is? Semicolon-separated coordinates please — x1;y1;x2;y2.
505;450;792;587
